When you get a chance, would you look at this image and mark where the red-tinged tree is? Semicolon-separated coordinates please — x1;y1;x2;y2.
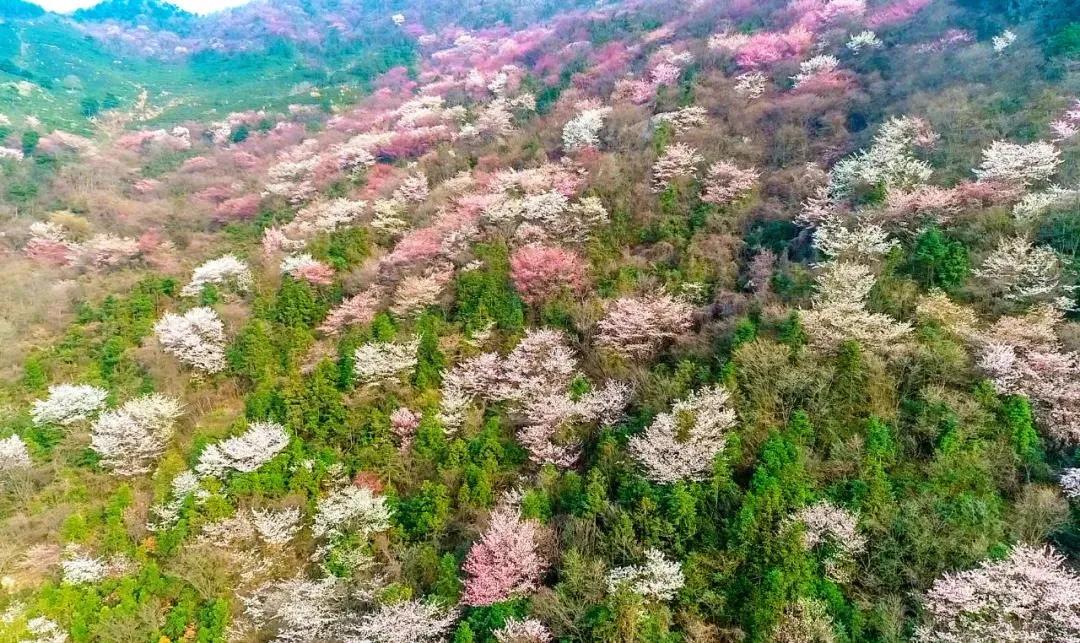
462;505;548;606
510;244;588;304
214;194;262;222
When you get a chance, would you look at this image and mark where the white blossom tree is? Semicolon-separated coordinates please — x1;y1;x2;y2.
154;307;227;373
250;507;303;546
562;106;611;151
31;384;108;427
195;421;290;478
916;544;1080;642
974;140;1061;186
89;394;183;476
1060;468;1080;500
494;618;553;643
651;143;702;192
312;485;391;540
975;236;1073;307
180;254;253;297
353;337;419;384
800;261;912;354
341;599;457;643
0;435;31;471
629;385;737;483
829;116;937;198
606;549;685;601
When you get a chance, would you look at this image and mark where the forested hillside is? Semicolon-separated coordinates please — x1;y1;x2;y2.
1;0;1080;641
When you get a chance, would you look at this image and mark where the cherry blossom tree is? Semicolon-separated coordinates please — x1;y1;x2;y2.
0;435;31;471
595;292;695;359
800;261;912;354
916;544;1080;642
341;599;457;643
390;267;454;317
494;618;553;643
830;116;937;198
180;254;253;297
31;384;108;427
250;507;303;546
462;504;548;606
90;394;183;476
510;244;588;304
562;106;611;152
154;307;228;373
195;421;290;478
975;237;1073;308
651;143;703;192
974;141;1061;186
606;549;685;601
281;253;335;286
1060;468;1080;500
629;385;736;483
244;575;344;642
312;485;391;540
319;290;382;335
701;161;760;205
786;501;865;582
353;337;419;385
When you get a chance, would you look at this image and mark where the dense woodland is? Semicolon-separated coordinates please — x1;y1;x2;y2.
0;0;1080;641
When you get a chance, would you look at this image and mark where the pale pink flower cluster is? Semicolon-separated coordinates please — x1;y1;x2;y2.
154;307;228;373
390;407;421;451
390;266;454;317
440;329;631;464
281;253;335;285
916;544;1080;642
629;385;736;483
1050;100;1080;142
595;292;695;359
978;306;1080;444
702;161;760;205
786;500;865;582
319;290;383;335
651;143;703;192
462;504;548;606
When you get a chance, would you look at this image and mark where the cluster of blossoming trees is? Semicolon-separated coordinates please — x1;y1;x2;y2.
5;0;1080;640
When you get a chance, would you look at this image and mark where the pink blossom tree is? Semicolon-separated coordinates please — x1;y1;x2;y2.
462;505;548;606
916;544;1080;642
510;244;588;304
